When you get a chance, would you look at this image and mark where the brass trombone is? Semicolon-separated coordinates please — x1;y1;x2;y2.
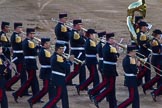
33;37;41;42
115;43;127;49
135;56;162;76
62;53;85;65
116;43;162;74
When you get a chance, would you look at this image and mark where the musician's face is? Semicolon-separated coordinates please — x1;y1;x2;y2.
90;33;96;40
16;27;23;33
142;26;148;32
5;26;10;33
78;24;83;30
156;34;161;39
44;42;50;49
61;17;68;23
109;37;116;44
58;47;64;54
132;51;136;57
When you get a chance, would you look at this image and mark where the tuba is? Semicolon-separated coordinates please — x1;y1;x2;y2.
127;0;147;43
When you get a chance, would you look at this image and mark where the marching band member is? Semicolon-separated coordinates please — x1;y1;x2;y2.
136;21;151;86
134;16;144;34
88;31;107;100
8;23;28;93
54;13;71;85
75;29;99;95
66;19;86;85
28;38;51;107
150;29;162;101
55;13;70;54
142;29;162;97
0;22;11;81
12;28;40;102
43;43;74;108
96;31;106;77
0;44;8;108
118;45;140;108
93;33;119;108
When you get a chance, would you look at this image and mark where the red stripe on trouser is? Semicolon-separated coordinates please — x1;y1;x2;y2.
65;64;80;83
143;76;160;90
31;79;49;104
90;76;108;95
0;89;3;102
5;63;22;89
95;77;114;102
137;65;147;79
79;65;95;90
16;70;35;97
154;86;162;96
117;88;135;108
143;65;161;90
45;86;62;108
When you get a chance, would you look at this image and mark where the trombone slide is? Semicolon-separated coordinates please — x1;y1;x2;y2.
34;37;41;42
63;53;85;65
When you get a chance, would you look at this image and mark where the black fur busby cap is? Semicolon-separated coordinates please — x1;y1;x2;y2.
86;29;97;34
138;21;148;27
14;22;22;29
73;19;82;25
98;31;106;38
127;45;138;52
1;21;10;29
135;16;143;24
153;29;162;35
41;38;50;45
26;28;35;34
59;13;67;19
106;32;115;40
55;43;64;49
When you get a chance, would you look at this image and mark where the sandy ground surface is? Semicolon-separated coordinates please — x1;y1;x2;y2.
0;0;162;108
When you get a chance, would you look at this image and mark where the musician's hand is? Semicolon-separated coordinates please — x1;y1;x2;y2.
160;37;162;44
137;60;141;66
69;55;74;62
9;65;12;70
142;44;147;48
4;61;8;67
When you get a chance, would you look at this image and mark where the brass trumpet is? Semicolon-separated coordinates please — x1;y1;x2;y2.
21;31;41;42
62;53;85;65
21;31;42;46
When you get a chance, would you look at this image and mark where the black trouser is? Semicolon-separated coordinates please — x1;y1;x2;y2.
118;87;139;108
0;77;8;108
